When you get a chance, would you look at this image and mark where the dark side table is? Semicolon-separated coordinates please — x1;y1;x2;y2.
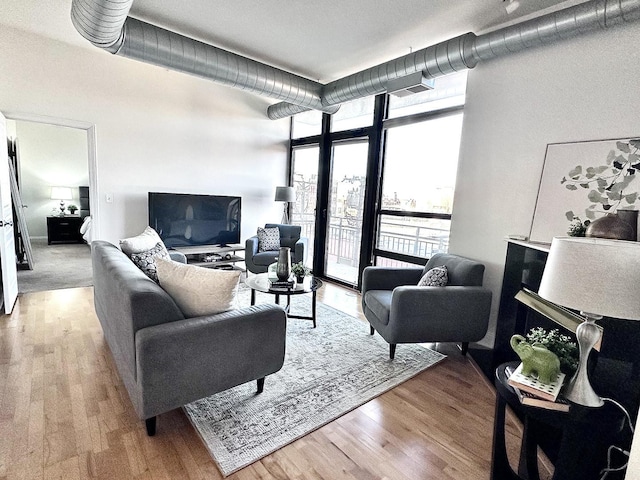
491;362;627;480
47;215;84;244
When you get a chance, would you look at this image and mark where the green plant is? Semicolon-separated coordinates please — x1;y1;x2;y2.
567;216;590;236
291;262;310;278
564;138;640;220
526;327;578;376
67;204;78;214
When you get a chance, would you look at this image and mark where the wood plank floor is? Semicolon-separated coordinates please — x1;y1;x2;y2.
0;283;544;480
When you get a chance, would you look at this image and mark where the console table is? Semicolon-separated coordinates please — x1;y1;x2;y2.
172;243;245;270
47;215;84;244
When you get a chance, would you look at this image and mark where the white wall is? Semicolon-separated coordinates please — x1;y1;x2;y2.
0;25;290;245
449;22;640;479
451;21;640;346
13;120;88;238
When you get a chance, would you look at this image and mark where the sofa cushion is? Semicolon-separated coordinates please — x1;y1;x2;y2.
156;258;241;317
417;265;448;287
120;226;168;256
363;290;393;326
130;242;170;282
257;226;280;252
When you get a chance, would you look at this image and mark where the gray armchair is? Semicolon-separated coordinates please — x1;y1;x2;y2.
245;223;308;274
361;253;492;359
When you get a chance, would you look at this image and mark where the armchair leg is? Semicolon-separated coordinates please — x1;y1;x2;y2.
461;342;469;356
369;325;375;335
389;344;396;360
257;377;265;394
145;416;157;436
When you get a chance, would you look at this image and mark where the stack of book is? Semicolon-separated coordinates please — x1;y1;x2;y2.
507;363;570;412
269;279;294;290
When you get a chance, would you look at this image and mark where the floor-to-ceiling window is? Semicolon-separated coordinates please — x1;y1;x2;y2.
289;71;467;288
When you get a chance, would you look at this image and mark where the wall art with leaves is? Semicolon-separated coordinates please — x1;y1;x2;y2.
530;137;640;243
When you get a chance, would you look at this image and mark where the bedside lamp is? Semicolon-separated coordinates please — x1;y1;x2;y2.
538;236;640;407
51;186;73;216
275;186;295;224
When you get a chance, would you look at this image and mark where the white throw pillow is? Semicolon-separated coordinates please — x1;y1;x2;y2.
257;226;280;252
120;226;168;256
417;265;448;287
156;258;241;317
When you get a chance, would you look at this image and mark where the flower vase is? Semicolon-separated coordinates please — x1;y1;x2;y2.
276;247;291;281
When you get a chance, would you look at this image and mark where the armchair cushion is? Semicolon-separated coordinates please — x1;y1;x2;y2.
423;253;484;286
418;265;448;286
257;226;280;252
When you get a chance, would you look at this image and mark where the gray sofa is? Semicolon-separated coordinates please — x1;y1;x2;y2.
362;253;492;359
91;240;287;435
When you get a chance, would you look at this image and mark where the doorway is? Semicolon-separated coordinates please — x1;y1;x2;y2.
5;114;98;293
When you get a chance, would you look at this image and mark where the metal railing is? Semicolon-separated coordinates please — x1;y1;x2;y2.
291;213;450;268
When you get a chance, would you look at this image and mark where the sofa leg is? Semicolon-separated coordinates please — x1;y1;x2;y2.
145;417;157;436
461;342;469;356
389;344;396;360
369;325;375;335
257;377;265;394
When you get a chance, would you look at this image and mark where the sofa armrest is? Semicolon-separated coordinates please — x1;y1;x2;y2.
245;236;260;271
389;286;492;341
168;250;187;264
135;303;287;418
362;266;424;294
294;237;308;265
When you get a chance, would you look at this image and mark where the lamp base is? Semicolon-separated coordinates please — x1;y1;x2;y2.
563;314;604;408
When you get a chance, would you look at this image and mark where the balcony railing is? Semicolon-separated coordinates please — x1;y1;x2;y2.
291;213;449;270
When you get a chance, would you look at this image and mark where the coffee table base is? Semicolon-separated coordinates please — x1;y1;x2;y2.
250;289;318;328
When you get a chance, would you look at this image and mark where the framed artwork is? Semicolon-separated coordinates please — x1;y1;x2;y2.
529;137;640;244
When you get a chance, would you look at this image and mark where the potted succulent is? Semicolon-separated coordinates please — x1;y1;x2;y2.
67;204;78;215
291;262;311;282
526;327;579;377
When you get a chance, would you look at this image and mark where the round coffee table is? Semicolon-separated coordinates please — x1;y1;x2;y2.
245;274;323;327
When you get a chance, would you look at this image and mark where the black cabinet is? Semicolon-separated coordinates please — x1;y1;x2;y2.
47;216;84;244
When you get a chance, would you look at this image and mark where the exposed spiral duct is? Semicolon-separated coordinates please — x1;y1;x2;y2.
268;0;640;119
70;0;338;113
71;0;640;120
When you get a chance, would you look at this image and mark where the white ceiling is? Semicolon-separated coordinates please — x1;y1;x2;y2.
1;0;586;83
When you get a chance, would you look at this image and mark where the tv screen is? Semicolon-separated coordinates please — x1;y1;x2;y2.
148;192;241;248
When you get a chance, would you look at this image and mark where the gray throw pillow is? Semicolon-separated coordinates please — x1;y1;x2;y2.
257;226;280;252
417;265;448;287
130;242;170;282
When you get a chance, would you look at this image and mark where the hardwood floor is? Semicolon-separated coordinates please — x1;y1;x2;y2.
0;283;542;479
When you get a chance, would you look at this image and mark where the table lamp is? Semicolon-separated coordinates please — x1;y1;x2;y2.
538;236;640;407
51;186;73;216
275;186;295;224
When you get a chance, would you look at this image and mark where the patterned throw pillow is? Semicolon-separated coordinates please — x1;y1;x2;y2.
417;265;448;287
130;242;170;282
257;226;280;252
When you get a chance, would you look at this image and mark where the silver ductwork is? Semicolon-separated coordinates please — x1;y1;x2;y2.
70;0;338;114
71;0;640;120
268;0;640;119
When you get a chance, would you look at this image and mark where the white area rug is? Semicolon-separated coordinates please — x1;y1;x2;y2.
183;293;446;476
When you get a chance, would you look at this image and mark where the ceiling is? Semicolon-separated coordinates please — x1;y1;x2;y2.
2;0;587;84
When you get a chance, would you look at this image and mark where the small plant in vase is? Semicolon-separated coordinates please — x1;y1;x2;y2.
67;204;78;215
291;262;311;282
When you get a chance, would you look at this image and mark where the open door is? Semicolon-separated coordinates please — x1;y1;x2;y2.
0;112;18;313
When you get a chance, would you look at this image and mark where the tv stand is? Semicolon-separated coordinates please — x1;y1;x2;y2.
172;243;244;270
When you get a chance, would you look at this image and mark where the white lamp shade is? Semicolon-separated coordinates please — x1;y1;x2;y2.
274;186;295;202
538;236;640;320
51;186;73;201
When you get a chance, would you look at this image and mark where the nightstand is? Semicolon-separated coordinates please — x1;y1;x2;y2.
47;216;84;244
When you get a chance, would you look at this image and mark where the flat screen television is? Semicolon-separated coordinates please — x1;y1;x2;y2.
148;192;241;248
